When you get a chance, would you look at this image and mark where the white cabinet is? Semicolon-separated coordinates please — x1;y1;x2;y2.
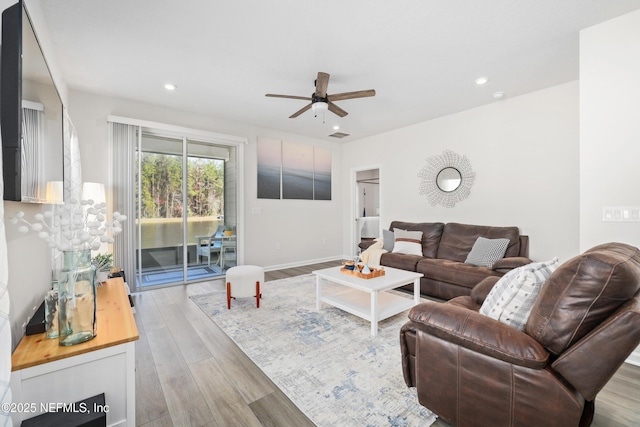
10;278;138;426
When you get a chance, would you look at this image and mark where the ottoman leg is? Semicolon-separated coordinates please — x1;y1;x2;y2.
256;281;261;308
227;282;231;309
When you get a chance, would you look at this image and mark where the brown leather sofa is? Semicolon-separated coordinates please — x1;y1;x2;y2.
400;242;640;427
374;221;531;300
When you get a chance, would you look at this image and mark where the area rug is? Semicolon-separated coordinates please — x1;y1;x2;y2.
190;274;437;427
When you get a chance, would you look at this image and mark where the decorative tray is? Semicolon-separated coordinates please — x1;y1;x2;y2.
340;265;385;279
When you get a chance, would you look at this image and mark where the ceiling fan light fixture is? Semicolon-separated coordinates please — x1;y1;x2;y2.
311;101;329;116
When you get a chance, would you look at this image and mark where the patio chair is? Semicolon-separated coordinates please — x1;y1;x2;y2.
220;239;237;270
196;225;225;266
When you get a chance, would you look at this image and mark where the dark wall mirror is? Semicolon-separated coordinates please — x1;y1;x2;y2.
436;167;462;192
1;0;64;203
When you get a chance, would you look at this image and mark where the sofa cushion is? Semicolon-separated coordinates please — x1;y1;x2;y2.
389;221;444;258
417;258;501;289
479;258;559;331
465;237;510;268
392;229;423;256
436;223;521;262
380;252;424;272
526;243;640;355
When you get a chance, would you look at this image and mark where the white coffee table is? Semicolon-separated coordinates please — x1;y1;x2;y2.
312;266;423;336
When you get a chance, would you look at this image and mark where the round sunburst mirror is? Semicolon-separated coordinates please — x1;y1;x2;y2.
417;150;476;208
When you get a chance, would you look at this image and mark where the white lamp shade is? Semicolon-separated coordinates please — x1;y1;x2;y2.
82;182;106;205
45;181;64;204
311;101;329;115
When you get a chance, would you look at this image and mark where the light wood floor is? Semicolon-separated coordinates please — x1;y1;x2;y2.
133;261;640;427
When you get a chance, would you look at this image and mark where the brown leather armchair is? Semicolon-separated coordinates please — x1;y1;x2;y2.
400;243;640;427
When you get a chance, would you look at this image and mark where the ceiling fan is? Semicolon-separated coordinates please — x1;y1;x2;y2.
265;72;376;118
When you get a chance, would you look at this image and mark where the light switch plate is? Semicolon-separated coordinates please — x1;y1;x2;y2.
602;206;640;222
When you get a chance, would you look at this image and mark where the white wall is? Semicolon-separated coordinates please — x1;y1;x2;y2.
67;90;344;270
3;202;53;348
580;9;640;252
341;82;580;263
580;9;640;366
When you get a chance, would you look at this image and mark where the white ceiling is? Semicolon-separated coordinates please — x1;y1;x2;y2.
34;0;640;142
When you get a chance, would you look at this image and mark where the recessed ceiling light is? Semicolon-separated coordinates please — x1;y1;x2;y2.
333;125;340;131
164;83;177;91
493;91;505;99
475;77;489;85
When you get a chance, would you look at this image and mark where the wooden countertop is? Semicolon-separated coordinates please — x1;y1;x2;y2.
11;277;139;371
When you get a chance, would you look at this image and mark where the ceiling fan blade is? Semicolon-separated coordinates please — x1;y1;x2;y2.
266;94;312;101
328;101;348;117
328;89;376;102
315;72;330;98
289;103;312;118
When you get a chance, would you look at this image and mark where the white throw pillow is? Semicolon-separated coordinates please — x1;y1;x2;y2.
479;258;559;331
392;228;423;256
465;237;510;268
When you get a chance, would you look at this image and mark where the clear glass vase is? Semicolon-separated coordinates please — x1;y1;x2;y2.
44;284;59;339
57;250;97;346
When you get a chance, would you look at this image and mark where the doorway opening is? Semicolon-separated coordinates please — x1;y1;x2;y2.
353;168;380;257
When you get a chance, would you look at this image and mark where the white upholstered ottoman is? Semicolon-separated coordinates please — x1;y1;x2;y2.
225;265;264;309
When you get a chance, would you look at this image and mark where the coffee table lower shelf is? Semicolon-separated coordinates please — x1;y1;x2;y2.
320;289;414;323
313;266;423;336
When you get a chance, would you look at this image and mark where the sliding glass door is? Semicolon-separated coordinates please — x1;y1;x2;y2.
134;131;238;289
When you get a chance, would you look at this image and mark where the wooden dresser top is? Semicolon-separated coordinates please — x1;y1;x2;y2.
11;277;138;371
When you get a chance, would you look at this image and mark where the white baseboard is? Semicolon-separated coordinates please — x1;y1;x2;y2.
625;347;640;367
263;255;344;272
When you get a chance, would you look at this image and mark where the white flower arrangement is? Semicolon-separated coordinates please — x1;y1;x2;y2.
9;199;127;252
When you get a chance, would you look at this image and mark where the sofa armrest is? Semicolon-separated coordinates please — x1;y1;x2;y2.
358;239;376;251
407;301;549;369
470;276;500;305
492;256;532;272
551;297;640;401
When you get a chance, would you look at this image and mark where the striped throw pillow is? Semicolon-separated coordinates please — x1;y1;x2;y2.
392;228;423;256
479;258;559;330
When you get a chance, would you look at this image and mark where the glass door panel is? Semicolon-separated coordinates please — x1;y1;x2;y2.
188;139;236;280
135;134;185;287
